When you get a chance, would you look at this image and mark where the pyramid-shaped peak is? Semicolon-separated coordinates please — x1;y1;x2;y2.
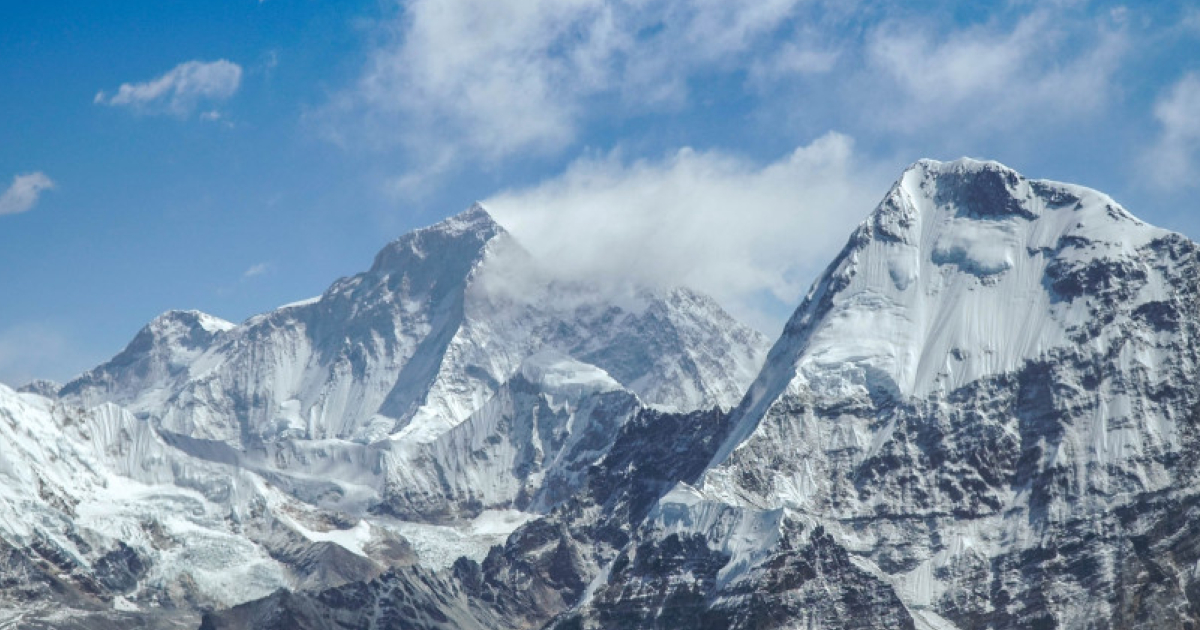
769;157;1167;397
117;310;233;360
369;203;508;275
892;157;1041;221
146;309;235;334
424;202;504;238
864;158;1143;244
911;156;1019;176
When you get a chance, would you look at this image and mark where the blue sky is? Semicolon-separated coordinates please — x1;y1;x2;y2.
1;0;1199;385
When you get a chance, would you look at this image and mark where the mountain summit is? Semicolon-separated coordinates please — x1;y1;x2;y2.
609;158;1200;629
718;157;1173;461
61;205;768;446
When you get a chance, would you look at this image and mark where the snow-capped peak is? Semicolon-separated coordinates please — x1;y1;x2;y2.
61;202;766;448
802;158;1161;391
58;309;233;408
16;379;62;398
720;158;1174;464
367;203;504;276
149;309;236;335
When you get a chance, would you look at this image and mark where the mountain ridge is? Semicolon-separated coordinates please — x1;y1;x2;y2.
565;157;1200;628
58;204;769;447
9;158;1200;629
0;201;772;626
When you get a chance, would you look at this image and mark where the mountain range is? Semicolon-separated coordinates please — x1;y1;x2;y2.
3;158;1199;629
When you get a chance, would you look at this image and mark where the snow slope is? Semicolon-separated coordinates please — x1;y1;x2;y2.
382;351;643;520
717;158;1172;466
0;383;411;623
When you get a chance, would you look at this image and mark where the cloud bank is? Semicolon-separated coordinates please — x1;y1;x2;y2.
322;0;1140;194
327;0;820;162
95;59;243;117
862;10;1126;137
0;172;54;216
485;132;891;333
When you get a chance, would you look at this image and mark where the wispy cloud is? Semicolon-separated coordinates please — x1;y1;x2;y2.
1183;6;1200;35
0;172;54;216
322;0;1137;196
95;59;243;117
1140;72;1200;190
242;262;271;279
485;132;892;333
323;0;815;167
861;10;1127;137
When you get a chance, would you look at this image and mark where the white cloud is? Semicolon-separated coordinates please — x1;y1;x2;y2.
0;172;54;216
95;59;243;116
484;132;893;333
1140;72;1200;190
327;0;811;163
753;41;840;81
862;11;1127;136
327;0;1135;194
242;262;271;279
335;0;610;159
